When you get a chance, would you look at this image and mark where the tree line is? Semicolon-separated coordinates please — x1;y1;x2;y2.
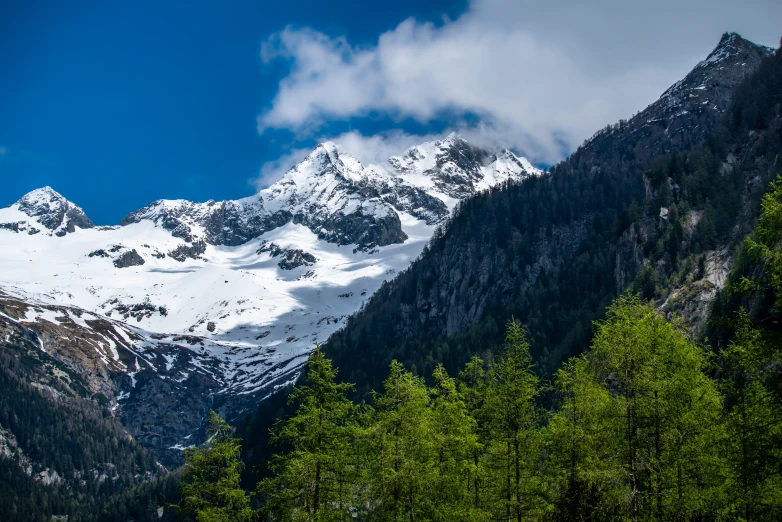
174;176;782;521
178;298;781;521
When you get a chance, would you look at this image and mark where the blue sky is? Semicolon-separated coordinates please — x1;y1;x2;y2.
0;0;466;224
1;0;780;225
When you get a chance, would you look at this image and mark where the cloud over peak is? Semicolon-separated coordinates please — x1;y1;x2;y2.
257;0;781;164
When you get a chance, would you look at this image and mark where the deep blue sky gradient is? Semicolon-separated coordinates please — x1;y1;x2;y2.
0;0;467;224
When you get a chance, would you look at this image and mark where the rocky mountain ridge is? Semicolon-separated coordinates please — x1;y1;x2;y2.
120;136;540;251
0;134;539;463
317;32;777;397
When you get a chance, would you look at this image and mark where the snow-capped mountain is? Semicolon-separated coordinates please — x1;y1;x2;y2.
120;135;539;250
390;133;540;204
0;134;538;460
0;186;93;236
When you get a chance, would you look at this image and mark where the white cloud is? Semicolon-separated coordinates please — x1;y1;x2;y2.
329;130;441;166
252;146;310;190
258;0;781;163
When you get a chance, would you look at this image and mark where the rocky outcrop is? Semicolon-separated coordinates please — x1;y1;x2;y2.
277;250;317;270
168;239;207;262
113;249;145;268
13;186;94;234
258;241;318;270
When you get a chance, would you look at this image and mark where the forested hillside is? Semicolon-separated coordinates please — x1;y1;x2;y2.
321;35;781;396
0;316;163;521
237;35;781;489
176;148;782;519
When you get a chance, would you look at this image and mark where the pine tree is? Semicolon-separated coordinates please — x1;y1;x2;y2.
719;313;782;520
458;356;489;512
548;357;624;520
583;295;726;521
741;175;782;313
178;411;254;522
259;346;357;521
364;361;435;521
481;319;548;521
429;364;486;521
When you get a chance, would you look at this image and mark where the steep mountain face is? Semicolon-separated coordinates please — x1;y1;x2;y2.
0;300;162;521
0;290;262;468
120;138;539;250
317;33;776;399
1;186;93;236
0;135;538;463
581;33;772;161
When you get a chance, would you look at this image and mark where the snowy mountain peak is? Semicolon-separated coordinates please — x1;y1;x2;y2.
16;185;65;205
116;134;539;249
439;132;465;146
387;135;538;203
3;186;93;235
698;32;774;70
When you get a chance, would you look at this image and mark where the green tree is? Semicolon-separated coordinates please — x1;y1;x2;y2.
482;319;548;521
547;357;624;521
429;364;486;521
179;410;254;522
458;356;490;512
364;360;435;521
583;296;726;521
741;175;782;313
259;346;357;521
719;313;782;520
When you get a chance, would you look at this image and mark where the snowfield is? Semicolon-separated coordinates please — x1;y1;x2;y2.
0;133;540;398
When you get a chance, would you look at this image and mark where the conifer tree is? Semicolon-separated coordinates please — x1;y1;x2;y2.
583;295;725;521
429;364;486;521
259;346;357;521
548;357;624;520
481;319;548;521
458;356;490;512
365;360;435;521
719;313;782;520
178;410;254;522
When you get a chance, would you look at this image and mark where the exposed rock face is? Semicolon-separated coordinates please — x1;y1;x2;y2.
4;186;93;236
0;291;269;467
113;249;145;268
168;239;207;262
257;241;318;270
120;138;539;251
278;250;317;270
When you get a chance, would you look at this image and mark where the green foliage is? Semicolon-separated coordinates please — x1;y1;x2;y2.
429;364;484;521
480;320;548;520
260;346;357;521
741;176;782;314
179;410;254;522
718;316;782;520
364;361;437;520
583;296;726;520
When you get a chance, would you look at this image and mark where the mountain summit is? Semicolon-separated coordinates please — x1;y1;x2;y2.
579;31;773;159
2;186;93;236
0;134;539;463
121;136;539;250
